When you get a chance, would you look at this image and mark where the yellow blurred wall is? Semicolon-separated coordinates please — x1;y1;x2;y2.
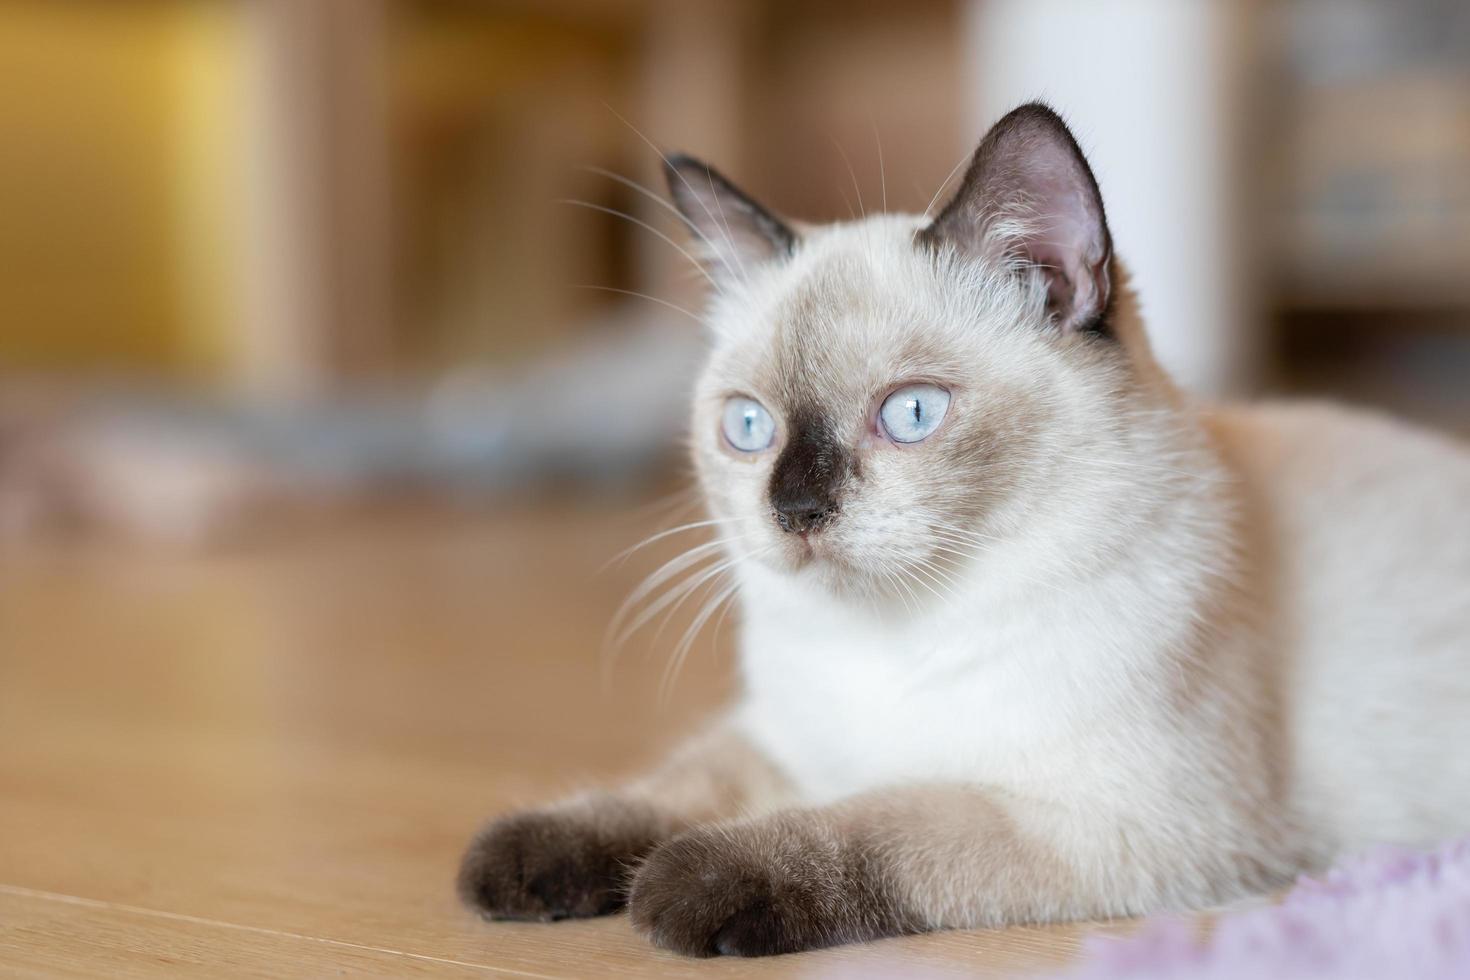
0;1;240;376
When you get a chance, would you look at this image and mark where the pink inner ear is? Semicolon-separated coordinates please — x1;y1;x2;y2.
1021;160;1108;332
922;104;1113;332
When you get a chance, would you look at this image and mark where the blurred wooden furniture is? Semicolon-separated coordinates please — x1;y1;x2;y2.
0;502;1112;977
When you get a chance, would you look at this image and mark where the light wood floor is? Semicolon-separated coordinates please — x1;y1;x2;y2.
0;499;1110;978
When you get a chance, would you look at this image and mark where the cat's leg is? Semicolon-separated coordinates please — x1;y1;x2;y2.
456;722;793;922
628;783;1270;956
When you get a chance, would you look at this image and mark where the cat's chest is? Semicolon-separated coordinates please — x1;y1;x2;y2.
733;598;1093;803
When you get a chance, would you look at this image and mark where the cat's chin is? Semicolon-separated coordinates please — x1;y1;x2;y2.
769;532;838;572
759;539;885;599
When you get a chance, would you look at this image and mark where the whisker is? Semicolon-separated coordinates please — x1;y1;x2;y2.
568;284;709;327
659;575;743;704
876;559;922;615
898;557;958;606
923;530;1067;595
703;162;752;288
559;199;724;295
871;117;887;214
831;137;866;221
871;564;910;616
603;560;707;666
644;553;748;651
619;486;701;522
708;575;742;644
835;182;858;222
603;537;742;654
907;553;965;596
924;148;972;218
600;552;724;685
597;101;748;289
601;515;754;572
580;165;714;250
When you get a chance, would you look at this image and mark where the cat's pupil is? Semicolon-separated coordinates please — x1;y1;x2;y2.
911;400;922;423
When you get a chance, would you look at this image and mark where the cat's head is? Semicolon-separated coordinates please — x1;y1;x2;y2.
667;103;1167;600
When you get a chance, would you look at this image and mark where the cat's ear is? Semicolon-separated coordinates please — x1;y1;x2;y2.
919;103;1112;335
664;155;796;286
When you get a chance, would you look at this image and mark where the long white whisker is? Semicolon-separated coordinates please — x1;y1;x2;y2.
604;537;745;651
601;555;719;681
659;574;744;703
907;553;965;597
871;117;887;214
602;554;715;677
871;564;910;616
832;137;866;220
568;284;709;327
644;554;747;651
925;565;970;604
708;576;742;645
601;515;754;572
924;148;972;218
619;486;701;524
597;102;746;288
559;199;724;295
580;165;713;248
835;182;858;222
703;163;752;288
878;559;922;614
924;529;1067;594
899;557;957;606
925;527;1003;549
603;545;740;688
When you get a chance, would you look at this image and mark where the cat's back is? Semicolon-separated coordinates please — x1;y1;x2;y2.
1207;398;1470;850
1211;398;1470;586
1209;398;1470;610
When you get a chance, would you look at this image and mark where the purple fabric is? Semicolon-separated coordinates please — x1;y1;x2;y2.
1055;839;1470;980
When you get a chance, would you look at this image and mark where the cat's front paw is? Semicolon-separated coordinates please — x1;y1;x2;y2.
628;816;908;957
457;798;666;922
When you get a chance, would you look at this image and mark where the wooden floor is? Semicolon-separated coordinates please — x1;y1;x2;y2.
0;499;1106;978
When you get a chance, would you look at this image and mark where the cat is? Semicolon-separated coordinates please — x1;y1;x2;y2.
457;102;1470;957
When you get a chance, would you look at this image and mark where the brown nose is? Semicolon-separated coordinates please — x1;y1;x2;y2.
772;498;838;534
768;408;845;536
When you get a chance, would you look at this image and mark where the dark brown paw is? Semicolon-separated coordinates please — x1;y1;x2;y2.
628;817;908;957
457;798;667;922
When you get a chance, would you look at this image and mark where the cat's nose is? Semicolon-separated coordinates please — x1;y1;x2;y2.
771;497;838;535
767;410;847;536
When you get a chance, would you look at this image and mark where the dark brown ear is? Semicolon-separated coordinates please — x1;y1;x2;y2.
918;103;1112;335
664;154;796;286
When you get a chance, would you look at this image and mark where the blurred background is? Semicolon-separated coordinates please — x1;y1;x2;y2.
1;0;1468;544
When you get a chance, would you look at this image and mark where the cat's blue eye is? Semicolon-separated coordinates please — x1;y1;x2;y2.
721;397;777;453
879;383;950;444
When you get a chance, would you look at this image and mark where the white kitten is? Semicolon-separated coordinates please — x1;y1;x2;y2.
459;102;1470;957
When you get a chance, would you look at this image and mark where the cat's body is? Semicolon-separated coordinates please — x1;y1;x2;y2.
1215;400;1470;852
459;104;1470;955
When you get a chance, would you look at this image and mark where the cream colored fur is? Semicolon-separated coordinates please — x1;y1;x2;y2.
654;211;1470;925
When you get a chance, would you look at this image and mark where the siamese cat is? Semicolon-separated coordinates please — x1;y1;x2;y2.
458;103;1470;957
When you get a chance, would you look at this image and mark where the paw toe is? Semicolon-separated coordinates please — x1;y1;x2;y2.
711;898;800;957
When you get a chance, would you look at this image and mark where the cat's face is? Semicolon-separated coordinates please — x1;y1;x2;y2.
689;219;1127;598
669;104;1128;600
